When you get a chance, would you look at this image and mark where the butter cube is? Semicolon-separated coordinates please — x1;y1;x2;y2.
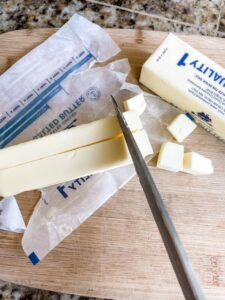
157;142;184;172
167;114;197;142
133;130;154;156
123;93;146;115
183;152;213;175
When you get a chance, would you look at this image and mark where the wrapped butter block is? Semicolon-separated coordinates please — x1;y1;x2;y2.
140;33;225;141
157;142;184;172
167;113;197;142
183;152;213;175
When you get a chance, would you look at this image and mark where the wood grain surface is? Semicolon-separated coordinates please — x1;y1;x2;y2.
0;29;225;300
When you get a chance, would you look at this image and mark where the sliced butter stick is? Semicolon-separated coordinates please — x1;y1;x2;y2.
0;129;153;197
0;111;142;170
123;93;146;115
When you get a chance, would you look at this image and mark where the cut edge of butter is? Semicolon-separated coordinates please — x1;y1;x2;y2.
157;142;184;173
133;129;153;157
0;129;152;197
183;152;213;175
0;110;142;170
167;114;197;143
123;93;147;115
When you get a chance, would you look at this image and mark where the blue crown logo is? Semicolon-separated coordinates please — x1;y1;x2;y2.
197;112;212;123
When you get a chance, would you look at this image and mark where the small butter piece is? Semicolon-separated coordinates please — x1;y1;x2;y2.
0;129;152;197
133;130;153;156
123;93;147;115
183;152;213;175
167;114;197;142
0;111;142;170
157;142;184;172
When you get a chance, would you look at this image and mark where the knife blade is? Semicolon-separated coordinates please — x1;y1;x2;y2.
111;95;205;300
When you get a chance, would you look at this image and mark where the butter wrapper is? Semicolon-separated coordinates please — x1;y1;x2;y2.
0;14;178;264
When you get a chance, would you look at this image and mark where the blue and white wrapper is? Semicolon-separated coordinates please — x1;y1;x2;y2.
0;14;178;264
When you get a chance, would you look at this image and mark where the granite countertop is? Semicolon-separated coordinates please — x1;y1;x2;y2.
0;0;224;36
0;0;224;299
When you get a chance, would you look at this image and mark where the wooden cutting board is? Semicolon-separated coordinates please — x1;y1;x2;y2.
0;29;225;300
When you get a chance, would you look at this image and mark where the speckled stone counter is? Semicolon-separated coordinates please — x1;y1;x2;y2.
0;0;224;299
0;0;224;36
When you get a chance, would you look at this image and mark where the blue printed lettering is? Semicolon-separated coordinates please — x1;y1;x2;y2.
56;175;92;199
57;185;68;199
68;182;77;190
209;69;214;78
203;66;209;74
219;77;225;85
214;73;222;82
75;178;81;186
190;60;198;68
177;52;225;90
196;63;205;73
177;52;189;67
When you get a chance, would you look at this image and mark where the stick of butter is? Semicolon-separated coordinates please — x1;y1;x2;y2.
140;33;225;141
0;129;153;197
0;111;142;170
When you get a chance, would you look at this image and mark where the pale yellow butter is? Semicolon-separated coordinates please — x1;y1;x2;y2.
183;152;213;175
167;114;197;143
157;142;184;172
140;33;225;141
123;93;146;115
0;129;153;197
0;111;142;170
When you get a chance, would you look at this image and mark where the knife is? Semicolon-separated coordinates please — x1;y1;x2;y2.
111;95;205;300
